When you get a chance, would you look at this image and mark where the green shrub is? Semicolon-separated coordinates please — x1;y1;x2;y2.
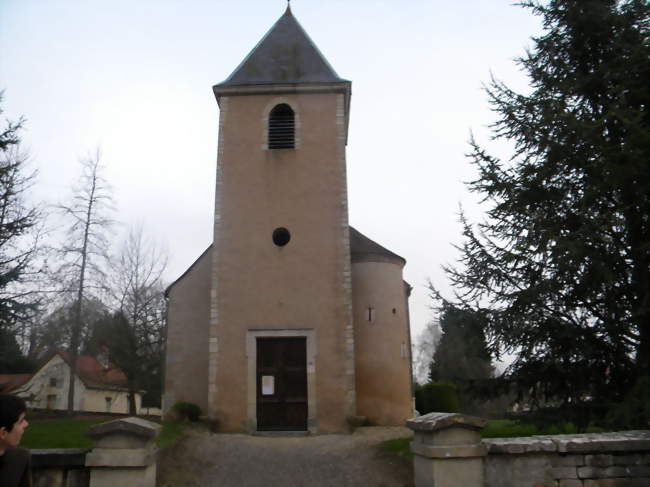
171;401;202;422
157;421;187;447
380;438;413;461
481;419;606;438
606;376;650;430
415;382;460;414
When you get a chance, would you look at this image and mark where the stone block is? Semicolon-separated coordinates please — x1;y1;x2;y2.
410;442;487;459
578;466;629;479
31;449;87;468
414;456;483;487
629;479;650;487
612;454;644;466
554;455;586;467
407;412;487;433
603;466;632;478
585;455;614;467
484;438;526;454
409;413;487;487
559;480;583;487
583;479;631;487
85;448;154;467
485;452;555;487
485;437;557;454
552;466;579;479
33;468;64;487
416;427;482;447
557;432;650;454
65;468;90;487
526;438;560;453
86;417;161;450
627;465;650;476
88;463;156;487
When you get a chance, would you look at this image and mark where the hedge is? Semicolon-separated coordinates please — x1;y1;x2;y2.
415;382;460;414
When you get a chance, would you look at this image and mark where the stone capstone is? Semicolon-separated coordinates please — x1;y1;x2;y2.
484;431;650;455
406;412;487;433
85;417;161;449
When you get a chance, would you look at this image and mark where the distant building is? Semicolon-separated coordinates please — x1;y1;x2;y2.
164;5;413;433
0;351;143;414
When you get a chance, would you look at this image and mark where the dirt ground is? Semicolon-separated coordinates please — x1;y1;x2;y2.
157;426;414;487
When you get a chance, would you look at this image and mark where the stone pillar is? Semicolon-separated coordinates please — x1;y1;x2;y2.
85;417;161;487
407;412;488;487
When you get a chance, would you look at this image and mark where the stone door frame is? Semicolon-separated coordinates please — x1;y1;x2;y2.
246;329;317;433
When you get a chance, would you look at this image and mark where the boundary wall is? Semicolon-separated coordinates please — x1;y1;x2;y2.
28;417;160;487
408;412;650;487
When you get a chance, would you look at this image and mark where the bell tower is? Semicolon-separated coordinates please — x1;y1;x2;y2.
208;5;355;432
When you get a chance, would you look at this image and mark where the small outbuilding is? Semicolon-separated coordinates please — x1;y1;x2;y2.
0;351;142;414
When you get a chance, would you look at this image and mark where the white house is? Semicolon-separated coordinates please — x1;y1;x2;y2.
0;351;142;414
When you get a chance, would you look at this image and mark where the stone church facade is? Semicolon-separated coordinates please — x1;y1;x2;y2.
164;6;413;433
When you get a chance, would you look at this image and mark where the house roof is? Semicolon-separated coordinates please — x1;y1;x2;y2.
0;374;32;393
56;351;129;391
216;5;346;87
0;351;131;394
349;226;406;267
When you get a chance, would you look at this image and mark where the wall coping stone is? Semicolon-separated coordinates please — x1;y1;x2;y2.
30;449;88;468
407;412;488;432
85;416;161;442
484;431;650;455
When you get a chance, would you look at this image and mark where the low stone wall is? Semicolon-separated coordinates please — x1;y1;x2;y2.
26;417;160;487
484;431;650;487
32;449;89;487
407;413;650;487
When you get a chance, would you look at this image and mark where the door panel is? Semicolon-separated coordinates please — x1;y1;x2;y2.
256;337;307;431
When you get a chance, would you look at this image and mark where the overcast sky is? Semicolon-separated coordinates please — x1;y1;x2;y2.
0;0;542;349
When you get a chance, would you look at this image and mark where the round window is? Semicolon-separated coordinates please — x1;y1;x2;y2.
272;227;291;247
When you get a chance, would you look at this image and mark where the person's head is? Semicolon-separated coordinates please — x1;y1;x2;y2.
0;394;28;450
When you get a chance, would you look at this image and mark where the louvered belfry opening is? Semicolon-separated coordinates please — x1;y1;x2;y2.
268;104;295;149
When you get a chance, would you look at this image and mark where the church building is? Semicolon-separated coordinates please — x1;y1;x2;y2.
163;5;413;433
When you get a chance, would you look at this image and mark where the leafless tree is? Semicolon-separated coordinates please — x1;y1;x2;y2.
55;149;114;414
104;226;167;413
412;319;441;385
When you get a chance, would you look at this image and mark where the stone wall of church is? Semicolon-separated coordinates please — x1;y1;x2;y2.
209;91;354;432
163;247;212;415
352;260;413;425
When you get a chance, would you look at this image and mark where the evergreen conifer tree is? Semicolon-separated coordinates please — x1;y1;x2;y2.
446;0;650;427
0;95;40;359
429;303;493;384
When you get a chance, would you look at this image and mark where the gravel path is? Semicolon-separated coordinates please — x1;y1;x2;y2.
157;426;414;487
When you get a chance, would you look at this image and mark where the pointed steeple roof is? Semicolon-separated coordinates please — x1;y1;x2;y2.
217;6;347;87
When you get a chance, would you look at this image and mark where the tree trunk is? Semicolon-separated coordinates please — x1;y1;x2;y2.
128;380;137;415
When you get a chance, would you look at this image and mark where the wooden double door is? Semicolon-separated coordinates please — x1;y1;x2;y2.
256;337;308;431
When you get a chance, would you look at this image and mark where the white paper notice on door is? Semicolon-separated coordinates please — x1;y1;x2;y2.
262;375;275;395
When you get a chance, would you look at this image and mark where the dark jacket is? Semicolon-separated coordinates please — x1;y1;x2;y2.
0;447;32;487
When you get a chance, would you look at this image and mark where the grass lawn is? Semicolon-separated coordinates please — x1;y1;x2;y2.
380;419;608;460
156;421;188;448
380;437;415;461
481;419;605;438
20;418;187;450
21;419;104;449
